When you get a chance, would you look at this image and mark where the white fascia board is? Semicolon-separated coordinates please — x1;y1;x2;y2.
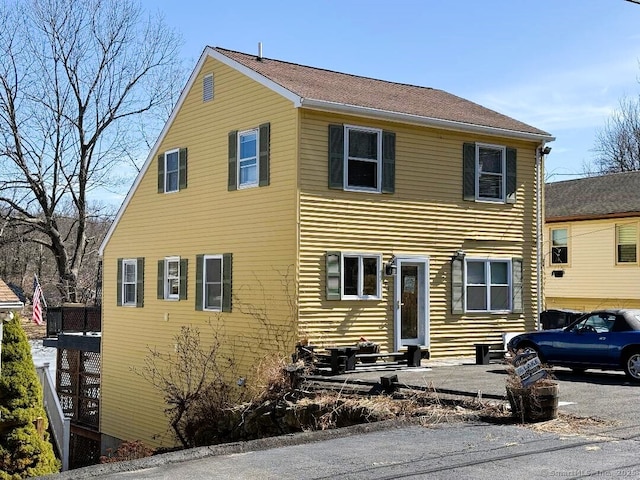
206;48;303;107
0;302;24;310
300;98;555;143
99;48;303;256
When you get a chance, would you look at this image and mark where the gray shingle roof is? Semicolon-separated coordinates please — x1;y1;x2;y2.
546;171;640;220
214;47;551;138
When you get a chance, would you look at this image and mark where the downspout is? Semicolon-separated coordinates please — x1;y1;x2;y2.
536;143;546;330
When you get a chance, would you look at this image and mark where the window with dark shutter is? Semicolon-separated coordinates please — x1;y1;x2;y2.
462;142;515;204
228;130;238;191
259;123;270;187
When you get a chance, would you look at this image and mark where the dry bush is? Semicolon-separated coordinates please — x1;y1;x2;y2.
99;441;154;464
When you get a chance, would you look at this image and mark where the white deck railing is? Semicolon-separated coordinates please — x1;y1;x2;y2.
36;363;69;471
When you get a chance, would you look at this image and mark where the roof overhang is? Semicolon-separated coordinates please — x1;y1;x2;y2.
546;211;640;223
300;99;555;143
0;301;24;311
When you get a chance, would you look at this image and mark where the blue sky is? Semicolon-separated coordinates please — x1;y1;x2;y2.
139;0;640;185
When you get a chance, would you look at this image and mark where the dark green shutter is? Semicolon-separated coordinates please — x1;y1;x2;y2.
157;154;165;193
195;255;204;311
463;143;476;201
157;260;164;299
381;131;395;194
326;251;341;300
228;130;238;191
451;257;464;314
179;148;188;190
259;122;270;187
136;257;144;307
328;125;344;189
179;258;188;300
222;253;232;312
506;147;517;204
512;257;523;313
116;258;123;306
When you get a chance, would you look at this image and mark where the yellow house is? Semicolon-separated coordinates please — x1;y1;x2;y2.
98;46;553;447
545;171;640;311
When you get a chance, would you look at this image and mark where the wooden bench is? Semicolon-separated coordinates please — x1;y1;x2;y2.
474;333;522;365
315;345;422;374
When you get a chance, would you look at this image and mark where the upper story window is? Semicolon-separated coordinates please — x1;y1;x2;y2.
463;142;516;204
165;150;179;193
465;259;511;312
345;126;382;192
157;148;187;194
616;223;637;264
328;124;395;194
238;129;258;188
228;123;270;191
325;251;382;300
203;73;214;102
476;144;505;201
117;257;144;307
551;228;568;264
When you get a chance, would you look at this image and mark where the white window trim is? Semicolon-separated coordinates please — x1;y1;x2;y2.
550;227;569;265
203;73;214;102
122;258;137;306
164;256;180;300
616;222;638;265
464;258;512;313
475;143;506;203
203;254;223;311
340;252;382;300
164;148;180;193
343;125;383;193
237;128;259;189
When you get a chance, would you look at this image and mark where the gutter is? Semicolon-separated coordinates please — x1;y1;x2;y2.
300;98;556;143
536;143;547;330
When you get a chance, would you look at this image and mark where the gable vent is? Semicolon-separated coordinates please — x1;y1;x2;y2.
203;73;214;102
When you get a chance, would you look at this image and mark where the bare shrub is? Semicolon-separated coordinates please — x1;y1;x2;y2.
99;441;154;464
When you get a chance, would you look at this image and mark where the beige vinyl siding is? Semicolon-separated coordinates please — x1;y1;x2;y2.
298;110;539;357
101;57;299;447
545;217;640;310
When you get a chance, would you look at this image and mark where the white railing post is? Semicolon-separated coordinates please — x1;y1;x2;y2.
36;364;70;471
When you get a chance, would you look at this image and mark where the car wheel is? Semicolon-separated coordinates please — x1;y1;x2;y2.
624;352;640;381
516;344;543;362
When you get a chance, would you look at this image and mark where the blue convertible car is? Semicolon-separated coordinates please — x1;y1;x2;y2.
507;309;640;381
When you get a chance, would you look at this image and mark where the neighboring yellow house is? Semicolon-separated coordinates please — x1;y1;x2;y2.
98;46;553;447
545;171;640;311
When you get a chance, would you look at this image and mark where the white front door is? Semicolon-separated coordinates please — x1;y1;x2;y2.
394;257;429;352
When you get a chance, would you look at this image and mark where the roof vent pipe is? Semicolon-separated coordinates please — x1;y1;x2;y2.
257;42;263;61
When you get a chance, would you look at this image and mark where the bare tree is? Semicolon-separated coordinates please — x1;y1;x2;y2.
593;96;640;174
0;0;183;302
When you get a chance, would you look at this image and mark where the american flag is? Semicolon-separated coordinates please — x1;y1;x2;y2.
32;275;44;326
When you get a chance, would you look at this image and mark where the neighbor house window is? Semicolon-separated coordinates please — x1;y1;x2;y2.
157;148;187;193
551;228;568;264
326;251;383;300
463;142;516;204
196;253;232;312
117;257;144;307
465;259;511;312
617;223;637;263
328;124;395;193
